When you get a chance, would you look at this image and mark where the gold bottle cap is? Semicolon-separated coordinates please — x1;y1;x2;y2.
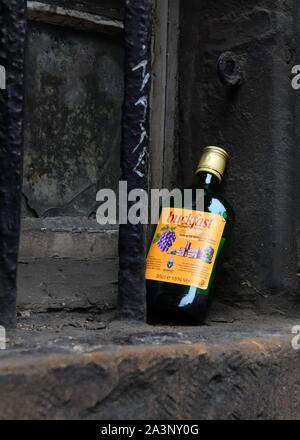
196;146;229;182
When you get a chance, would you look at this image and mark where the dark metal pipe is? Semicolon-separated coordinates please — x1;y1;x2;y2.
0;0;27;327
118;0;153;320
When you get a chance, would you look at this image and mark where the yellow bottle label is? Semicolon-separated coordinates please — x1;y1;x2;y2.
146;208;226;290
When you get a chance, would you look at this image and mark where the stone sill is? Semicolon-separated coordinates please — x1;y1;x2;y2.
12;219;300;419
20;217;118;260
0;311;299;419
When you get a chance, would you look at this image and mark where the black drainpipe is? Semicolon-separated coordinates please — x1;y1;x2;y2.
0;0;27;328
118;0;153;320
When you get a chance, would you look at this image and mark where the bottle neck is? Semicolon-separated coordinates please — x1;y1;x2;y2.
194;172;221;191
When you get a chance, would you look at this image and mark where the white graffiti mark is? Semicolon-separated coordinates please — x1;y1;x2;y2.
132;124;147;154
141;73;150;91
133;147;148;177
131;58;150;178
135;96;148;119
132;60;148;77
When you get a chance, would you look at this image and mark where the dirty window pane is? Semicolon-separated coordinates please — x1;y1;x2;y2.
23;22;123;217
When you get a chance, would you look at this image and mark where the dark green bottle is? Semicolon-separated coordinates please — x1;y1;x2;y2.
146;146;234;325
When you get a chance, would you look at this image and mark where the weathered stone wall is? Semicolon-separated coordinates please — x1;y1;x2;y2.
179;0;299;311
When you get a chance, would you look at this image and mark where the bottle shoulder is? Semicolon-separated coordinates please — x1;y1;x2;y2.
192;187;235;223
211;192;234;218
212;196;234;228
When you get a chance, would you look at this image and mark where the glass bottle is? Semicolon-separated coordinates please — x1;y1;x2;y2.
146;146;234;325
